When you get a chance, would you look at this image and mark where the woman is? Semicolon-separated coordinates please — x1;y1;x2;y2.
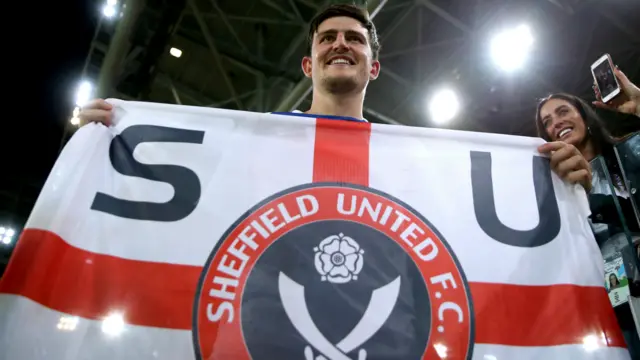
535;67;640;357
609;273;621;290
536;68;640;186
535;69;640;241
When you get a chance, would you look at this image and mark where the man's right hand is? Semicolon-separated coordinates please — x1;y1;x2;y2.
78;99;114;126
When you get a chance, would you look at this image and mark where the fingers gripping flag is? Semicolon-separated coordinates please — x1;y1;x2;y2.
0;100;630;360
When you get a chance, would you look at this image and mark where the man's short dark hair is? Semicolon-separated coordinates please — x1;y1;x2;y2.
306;3;381;60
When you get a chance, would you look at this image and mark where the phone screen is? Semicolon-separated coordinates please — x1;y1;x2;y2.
594;60;618;100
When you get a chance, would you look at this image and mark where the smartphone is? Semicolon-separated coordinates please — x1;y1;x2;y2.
591;54;621;103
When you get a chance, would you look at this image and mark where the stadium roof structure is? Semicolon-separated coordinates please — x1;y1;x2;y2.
88;0;640;133
1;0;639;268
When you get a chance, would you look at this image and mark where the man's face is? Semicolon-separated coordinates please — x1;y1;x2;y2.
302;16;380;95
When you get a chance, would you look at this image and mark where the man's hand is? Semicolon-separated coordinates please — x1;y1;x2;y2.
593;67;640;118
538;141;592;192
78;99;114;126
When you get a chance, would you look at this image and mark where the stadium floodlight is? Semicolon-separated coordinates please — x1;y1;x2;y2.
75;81;93;107
102;0;117;18
0;226;15;245
428;88;460;125
170;47;182;58
490;24;534;72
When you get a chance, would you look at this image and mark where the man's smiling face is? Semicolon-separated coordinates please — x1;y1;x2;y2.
303;16;380;95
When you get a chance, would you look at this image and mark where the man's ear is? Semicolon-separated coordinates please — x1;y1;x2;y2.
369;60;381;80
302;56;313;78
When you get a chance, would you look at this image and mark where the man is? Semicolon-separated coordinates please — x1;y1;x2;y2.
78;4;589;188
272;4;380;122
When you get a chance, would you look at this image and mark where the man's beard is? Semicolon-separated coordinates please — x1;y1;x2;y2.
322;75;361;95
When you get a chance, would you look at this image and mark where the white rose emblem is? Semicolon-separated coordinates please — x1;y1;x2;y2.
313;233;364;284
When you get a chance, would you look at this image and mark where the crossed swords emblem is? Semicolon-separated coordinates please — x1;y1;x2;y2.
278;272;401;360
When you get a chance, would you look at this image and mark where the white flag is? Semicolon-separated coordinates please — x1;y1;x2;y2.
0;100;630;360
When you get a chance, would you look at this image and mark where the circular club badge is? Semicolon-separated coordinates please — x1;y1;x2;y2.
193;183;474;360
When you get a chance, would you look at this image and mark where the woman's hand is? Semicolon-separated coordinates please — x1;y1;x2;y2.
538;141;592;192
593;67;640;118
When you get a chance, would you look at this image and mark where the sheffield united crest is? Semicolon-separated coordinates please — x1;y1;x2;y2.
193;183;475;359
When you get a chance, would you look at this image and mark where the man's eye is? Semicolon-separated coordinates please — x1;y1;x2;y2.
321;35;335;42
348;36;363;43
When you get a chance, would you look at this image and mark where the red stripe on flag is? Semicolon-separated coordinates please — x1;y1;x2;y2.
0;229;201;329
312;118;371;186
470;282;624;347
0;229;626;348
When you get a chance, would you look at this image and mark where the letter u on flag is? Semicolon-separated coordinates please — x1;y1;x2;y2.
0;100;630;360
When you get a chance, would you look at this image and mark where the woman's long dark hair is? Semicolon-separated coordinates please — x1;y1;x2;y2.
535;93;616;158
609;273;620;287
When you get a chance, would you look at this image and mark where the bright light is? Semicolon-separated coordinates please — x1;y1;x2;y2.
75;81;93;107
102;0;117;18
57;316;79;331
169;47;182;58
101;312;125;337
103;5;116;17
70;106;81;126
0;226;15;245
582;335;599;351
428;88;460;125
490;24;534;72
582;333;606;351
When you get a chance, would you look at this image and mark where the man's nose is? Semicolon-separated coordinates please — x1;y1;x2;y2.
332;33;349;50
